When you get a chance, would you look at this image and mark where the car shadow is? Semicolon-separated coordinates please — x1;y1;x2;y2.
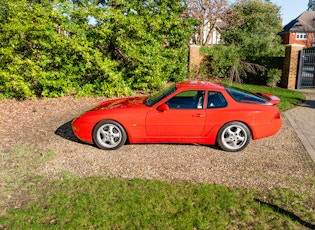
55;120;221;150
55;120;83;144
299;99;315;109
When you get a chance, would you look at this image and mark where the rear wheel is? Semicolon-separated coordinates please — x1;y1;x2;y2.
93;120;127;150
217;122;250;152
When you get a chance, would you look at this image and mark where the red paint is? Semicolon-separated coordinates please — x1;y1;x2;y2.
72;81;282;149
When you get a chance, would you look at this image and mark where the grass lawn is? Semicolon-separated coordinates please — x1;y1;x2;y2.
0;85;314;229
0;149;314;229
1;176;315;229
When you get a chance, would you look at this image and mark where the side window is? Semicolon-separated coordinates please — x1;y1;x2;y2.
207;91;227;108
167;90;205;109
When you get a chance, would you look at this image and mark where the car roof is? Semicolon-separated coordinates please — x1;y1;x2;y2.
176;81;225;91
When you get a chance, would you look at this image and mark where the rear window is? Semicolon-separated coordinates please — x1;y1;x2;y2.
225;87;267;104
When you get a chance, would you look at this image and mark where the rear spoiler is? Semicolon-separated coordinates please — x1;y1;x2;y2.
253;92;281;105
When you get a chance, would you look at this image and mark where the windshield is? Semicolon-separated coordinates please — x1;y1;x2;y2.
144;84;176;106
225;87;267;104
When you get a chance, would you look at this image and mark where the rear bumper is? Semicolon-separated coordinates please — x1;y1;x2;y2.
251;118;282;140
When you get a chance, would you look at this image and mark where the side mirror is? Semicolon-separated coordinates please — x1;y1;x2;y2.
157;103;169;112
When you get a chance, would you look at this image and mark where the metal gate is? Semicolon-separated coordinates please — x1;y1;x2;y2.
297;49;315;89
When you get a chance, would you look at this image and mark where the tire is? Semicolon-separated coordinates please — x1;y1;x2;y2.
217;122;251;152
93;120;127;150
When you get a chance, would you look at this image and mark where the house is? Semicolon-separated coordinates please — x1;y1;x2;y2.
190;19;227;46
280;11;315;48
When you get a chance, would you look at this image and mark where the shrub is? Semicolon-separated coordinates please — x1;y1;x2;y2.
0;0;196;99
266;68;282;87
200;45;241;79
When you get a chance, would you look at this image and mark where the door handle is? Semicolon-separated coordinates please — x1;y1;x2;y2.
193;113;205;118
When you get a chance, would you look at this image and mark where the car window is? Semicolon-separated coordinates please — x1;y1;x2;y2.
145;84;176;106
207;91;227;108
225;87;267;104
167;90;205;109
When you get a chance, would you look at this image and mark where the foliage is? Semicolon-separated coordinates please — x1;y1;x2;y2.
201;45;265;83
266;68;282;87
201;45;240;78
223;0;284;63
308;0;315;10
0;0;127;98
200;0;284;83
0;0;196;99
95;0;197;90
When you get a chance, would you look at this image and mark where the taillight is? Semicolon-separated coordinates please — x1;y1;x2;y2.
274;112;281;119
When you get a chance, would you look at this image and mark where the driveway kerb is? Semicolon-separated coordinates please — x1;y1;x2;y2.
284;89;315;164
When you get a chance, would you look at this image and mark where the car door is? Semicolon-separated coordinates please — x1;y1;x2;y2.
145;90;206;137
204;91;229;130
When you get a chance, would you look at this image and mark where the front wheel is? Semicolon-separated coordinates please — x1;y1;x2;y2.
93;120;127;150
217;122;251;152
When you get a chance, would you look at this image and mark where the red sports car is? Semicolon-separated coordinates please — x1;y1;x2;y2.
72;81;282;152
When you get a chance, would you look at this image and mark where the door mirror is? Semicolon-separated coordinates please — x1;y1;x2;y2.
157;103;169;112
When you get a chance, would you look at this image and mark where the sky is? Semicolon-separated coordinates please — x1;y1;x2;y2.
229;0;310;26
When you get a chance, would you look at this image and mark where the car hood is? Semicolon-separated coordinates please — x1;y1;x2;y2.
92;96;148;111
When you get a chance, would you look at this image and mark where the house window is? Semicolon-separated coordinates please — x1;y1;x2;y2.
296;33;307;40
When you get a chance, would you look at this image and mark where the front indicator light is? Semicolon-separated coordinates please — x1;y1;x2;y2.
72;125;80;131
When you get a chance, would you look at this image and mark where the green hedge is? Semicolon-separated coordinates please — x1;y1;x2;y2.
0;0;197;99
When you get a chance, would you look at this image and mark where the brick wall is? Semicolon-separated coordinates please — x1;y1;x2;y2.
281;44;304;89
281;32;314;48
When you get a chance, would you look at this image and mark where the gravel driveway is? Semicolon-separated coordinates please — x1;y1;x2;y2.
1;96;314;192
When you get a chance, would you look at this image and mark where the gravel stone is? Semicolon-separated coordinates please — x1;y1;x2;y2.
1;96;314;193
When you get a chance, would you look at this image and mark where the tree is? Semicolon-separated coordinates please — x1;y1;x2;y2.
308;0;315;10
223;0;283;62
201;45;265;83
92;0;197;90
0;0;124;98
183;0;229;46
0;0;196;99
201;0;283;83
